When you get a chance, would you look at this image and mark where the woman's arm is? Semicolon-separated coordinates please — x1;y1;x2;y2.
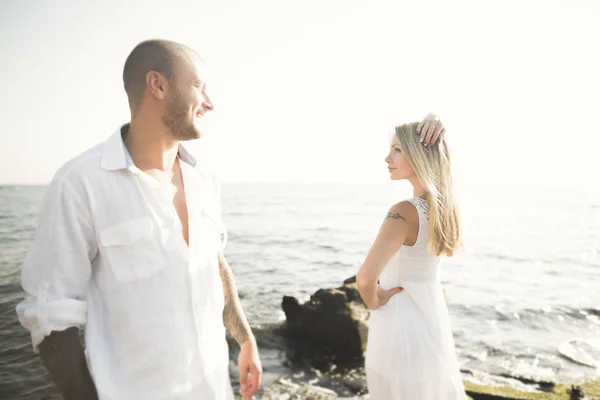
356;201;418;310
417;112;445;146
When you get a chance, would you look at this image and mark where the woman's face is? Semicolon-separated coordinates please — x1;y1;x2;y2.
385;135;415;181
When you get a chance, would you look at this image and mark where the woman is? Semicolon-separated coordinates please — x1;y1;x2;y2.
356;120;466;399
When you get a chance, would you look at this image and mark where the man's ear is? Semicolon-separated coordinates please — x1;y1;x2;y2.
146;71;167;100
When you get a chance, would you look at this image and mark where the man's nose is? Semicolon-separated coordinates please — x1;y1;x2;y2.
203;93;214;111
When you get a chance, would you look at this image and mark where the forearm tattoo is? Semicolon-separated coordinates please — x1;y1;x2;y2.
218;256;252;346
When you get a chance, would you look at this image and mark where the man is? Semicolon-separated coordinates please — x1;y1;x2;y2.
16;39;261;400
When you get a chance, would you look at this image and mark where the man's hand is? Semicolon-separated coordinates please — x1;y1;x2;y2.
238;340;262;400
416;118;445;147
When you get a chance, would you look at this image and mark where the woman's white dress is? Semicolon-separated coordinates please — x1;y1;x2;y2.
365;197;466;399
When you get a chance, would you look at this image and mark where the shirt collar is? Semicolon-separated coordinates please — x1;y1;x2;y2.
100;124;198;172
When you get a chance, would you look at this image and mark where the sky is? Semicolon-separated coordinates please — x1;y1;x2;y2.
0;0;599;187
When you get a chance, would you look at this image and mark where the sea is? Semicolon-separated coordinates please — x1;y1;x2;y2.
1;182;599;399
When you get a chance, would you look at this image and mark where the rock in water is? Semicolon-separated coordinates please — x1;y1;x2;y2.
281;276;369;363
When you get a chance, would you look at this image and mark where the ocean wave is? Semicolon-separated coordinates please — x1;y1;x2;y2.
480;253;533;264
451;304;600;326
480;252;600;269
558;339;600;369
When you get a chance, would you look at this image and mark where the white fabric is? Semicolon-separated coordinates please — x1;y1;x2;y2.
16;125;233;400
365;197;466;399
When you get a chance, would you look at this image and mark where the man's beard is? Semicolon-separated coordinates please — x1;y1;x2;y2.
162;90;200;141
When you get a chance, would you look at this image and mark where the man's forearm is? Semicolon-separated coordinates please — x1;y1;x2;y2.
38;327;99;400
218;254;253;346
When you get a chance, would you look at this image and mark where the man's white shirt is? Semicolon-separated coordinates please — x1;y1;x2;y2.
16;125;233;400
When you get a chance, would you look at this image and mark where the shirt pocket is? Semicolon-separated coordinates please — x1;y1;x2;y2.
197;207;226;254
99;217;165;282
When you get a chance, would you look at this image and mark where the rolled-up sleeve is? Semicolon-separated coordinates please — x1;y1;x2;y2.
15;176;97;352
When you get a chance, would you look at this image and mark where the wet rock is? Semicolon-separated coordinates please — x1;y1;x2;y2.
281;277;369;364
569;385;584;399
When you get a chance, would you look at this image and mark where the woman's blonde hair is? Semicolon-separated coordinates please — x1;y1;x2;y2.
395;122;461;257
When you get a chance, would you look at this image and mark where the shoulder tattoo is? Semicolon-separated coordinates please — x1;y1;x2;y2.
386;212;407;222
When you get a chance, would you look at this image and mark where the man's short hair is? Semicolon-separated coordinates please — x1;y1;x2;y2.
122;39;185;108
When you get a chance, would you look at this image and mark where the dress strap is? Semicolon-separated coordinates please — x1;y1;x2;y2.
407;197;429;220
